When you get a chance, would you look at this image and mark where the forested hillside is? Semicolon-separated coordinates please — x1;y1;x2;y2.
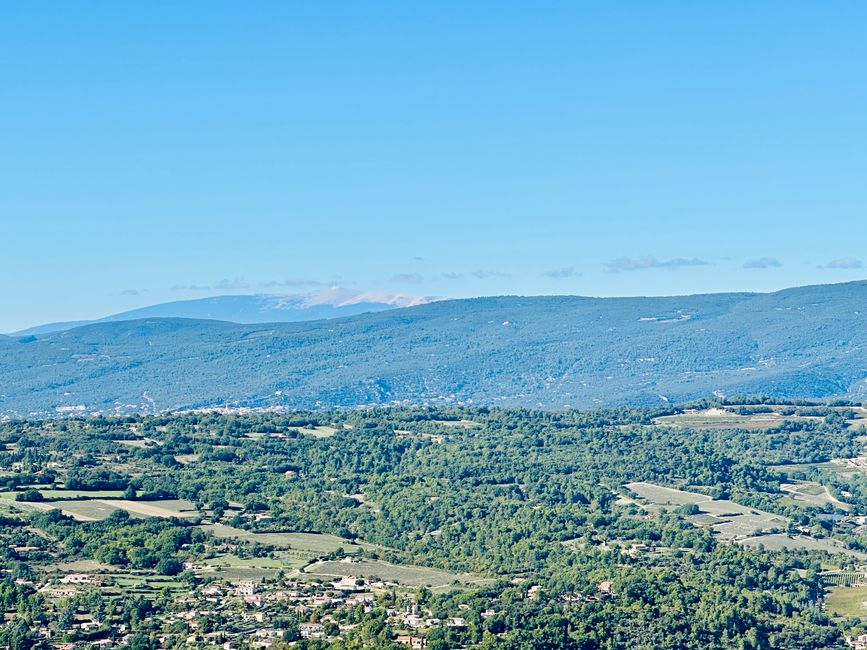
2;282;867;417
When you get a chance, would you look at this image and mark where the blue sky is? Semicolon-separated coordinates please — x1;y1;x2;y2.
2;2;866;332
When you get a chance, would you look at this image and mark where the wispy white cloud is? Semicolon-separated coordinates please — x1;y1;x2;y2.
604;256;709;273
471;270;510;279
743;257;782;269
543;266;580;278
442;272;465;280
819;257;863;269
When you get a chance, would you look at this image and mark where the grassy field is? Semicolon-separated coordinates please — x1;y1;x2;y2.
303;559;493;590
737;534;867;559
202;555;290;569
290;425;339;438
111;575;186;591
200;523;365;554
826;584;867;618
625;481;712;506
652;407;826;430
781;481;852;511
626;481;789;540
49;500;126;521
19;498;201;522
112;438;160;448
0;489;126;500
433;419;482;428
197;550;307;580
102;499;199;518
52;560;115;573
199;553;307;580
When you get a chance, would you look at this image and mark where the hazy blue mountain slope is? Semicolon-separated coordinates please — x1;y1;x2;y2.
1;282;866;417
10;290;429;336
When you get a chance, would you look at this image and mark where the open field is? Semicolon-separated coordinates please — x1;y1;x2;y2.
289;425;339;438
101;499;199;518
111;575;186;591
48;500;126;521
112;438;160;448
0;498;57;515
46;489;127;499
826;584;867;618
200;523;366;554
781;481;852;511
652;408;821;430
197;553;308;579
625;482;712;506
304;558;493;589
774;456;867;482
16;498;201;521
51;560;115;573
0;489;126;500
626;481;789;540
199;566;282;581
737;534;867;559
433;419;482;428
202;555;292;570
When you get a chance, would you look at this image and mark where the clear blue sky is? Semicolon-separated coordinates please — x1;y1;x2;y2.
2;2;866;332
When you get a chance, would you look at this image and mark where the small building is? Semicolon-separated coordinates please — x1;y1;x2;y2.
235;581;258;596
61;574;93;584
299;623;325;639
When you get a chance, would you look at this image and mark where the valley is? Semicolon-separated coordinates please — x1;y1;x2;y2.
3;402;867;648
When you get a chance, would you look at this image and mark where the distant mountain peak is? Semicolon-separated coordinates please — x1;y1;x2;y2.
298;287;433;309
10;288;435;337
4;280;867;417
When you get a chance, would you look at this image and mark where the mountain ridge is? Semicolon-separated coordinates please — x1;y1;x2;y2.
10;288;432;336
2;280;866;418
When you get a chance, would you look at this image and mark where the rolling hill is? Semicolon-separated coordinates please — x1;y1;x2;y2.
2;281;867;417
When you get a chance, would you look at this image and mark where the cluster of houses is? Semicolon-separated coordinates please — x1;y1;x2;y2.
20;569;495;649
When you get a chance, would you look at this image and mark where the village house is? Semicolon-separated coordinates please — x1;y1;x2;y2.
60;573;93;584
234;580;257;596
299;622;325;639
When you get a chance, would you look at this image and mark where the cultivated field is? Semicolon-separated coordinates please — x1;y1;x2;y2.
290;425;339;438
653;408;811;430
433;419;482;428
781;481;852;511
200;523;365;554
737;534;867;559
197;553;307;579
625;481;789;540
625;482;712;506
30;498;201;522
303;558;492;589
826;584;867;618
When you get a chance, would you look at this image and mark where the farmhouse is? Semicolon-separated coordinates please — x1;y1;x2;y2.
60;574;93;584
234;581;257;596
299;623;325;639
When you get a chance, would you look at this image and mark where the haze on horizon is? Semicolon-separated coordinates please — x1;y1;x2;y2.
2;3;866;332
